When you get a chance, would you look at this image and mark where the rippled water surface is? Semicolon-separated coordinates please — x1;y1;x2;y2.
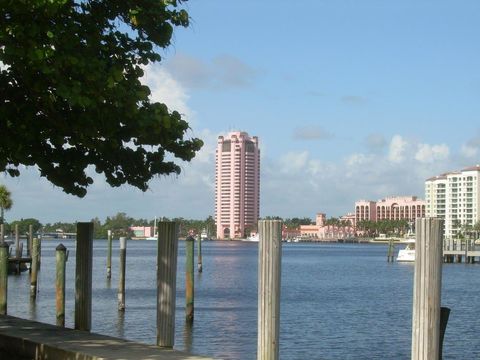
7;240;480;359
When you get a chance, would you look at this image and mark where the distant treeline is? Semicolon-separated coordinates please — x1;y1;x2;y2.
3;213;216;239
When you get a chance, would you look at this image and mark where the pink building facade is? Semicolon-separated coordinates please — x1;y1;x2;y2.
355;196;425;224
298;213;356;239
215;131;260;239
129;226;153;238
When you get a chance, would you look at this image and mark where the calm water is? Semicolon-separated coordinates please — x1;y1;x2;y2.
6;240;480;359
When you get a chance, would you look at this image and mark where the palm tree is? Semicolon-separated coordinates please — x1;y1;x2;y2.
0;185;13;225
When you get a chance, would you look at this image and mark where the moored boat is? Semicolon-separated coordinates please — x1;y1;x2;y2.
242;233;259;242
396;239;415;262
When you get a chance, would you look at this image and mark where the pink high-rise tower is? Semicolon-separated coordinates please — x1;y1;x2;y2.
215;131;260;239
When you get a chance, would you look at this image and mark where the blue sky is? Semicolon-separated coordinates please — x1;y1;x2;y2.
2;1;480;224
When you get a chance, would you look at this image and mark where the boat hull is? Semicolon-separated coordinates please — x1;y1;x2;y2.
396;249;415;262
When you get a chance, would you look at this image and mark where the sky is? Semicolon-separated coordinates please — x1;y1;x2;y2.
2;0;480;224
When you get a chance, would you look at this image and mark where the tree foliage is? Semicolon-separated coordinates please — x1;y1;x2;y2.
8;218;42;235
0;0;202;197
356;219;409;237
0;184;13;224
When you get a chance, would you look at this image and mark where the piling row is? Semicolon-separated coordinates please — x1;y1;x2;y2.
0;220;286;359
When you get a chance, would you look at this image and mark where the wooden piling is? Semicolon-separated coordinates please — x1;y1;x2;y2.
411;218;444;360
197;234;203;273
107;230;112;279
75;222;93;332
56;244;67;327
387;238;395;262
0;242;9;315
185;235;194;323
15;224;20;258
27;224;32;257
118;236;126;312
30;238;40;299
258;220;282;360
156;221;179;348
37;237;42;270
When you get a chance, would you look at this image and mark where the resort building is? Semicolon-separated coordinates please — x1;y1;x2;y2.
298;213;355;240
425;165;480;239
355;196;425;225
355;200;377;224
215;131;260;239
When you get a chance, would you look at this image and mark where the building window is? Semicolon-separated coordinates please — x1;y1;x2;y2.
222;141;231;152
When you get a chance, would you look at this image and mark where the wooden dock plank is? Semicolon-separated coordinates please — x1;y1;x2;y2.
0;315;214;360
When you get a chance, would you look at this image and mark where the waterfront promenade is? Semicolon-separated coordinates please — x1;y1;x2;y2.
0;315;212;360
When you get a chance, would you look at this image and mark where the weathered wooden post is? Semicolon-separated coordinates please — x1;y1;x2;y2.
197;234;203;273
185;235;194;323
156;221;179;348
387;238;395;262
15;224;20;258
118;236;126;311
258;220;282;360
0;242;9;315
37;237;42;270
75;222;93;331
30;238;40;299
107;230;112;279
411;218;444;360
56;244;67;327
27;224;33;257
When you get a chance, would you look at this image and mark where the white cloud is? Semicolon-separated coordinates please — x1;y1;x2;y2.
279;151;309;173
141;63;195;125
388;135;407;163
260;134;460;219
346;153;375;168
415;143;450;163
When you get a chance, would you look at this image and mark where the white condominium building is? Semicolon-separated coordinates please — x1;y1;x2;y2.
425;165;480;239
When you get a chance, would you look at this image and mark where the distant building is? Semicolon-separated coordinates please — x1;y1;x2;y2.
425;165;480;239
130;226;153;238
298;213;355;239
215;131;260;239
355;196;425;225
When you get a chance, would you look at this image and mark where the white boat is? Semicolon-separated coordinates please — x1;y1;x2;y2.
243;233;259;242
396;239;415;262
200;229;210;241
145;217;158;240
